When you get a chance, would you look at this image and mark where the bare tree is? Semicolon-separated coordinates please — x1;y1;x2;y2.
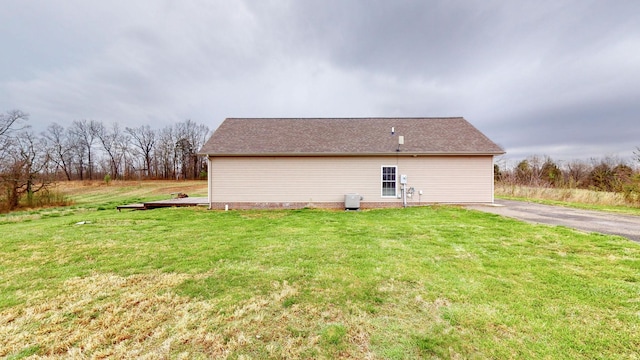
156;126;177;179
3;115;215;184
0;110;32;209
565;160;590;188
174;119;210;179
175;137;193;180
69;119;100;180
43;123;74;180
126;125;156;178
0;110;28;138
1;110;29;166
95;122;128;179
1;131;52;209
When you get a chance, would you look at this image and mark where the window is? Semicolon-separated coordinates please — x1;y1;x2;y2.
381;166;397;197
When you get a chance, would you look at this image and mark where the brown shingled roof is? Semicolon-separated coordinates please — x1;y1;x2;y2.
199;117;505;156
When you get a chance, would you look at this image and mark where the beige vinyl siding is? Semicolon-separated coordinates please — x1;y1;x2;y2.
208;155;495;205
398;156;494;203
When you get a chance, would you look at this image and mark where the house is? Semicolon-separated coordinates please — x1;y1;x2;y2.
198;117;505;209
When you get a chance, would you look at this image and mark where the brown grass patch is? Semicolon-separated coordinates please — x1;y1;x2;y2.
1;272;202;358
495;184;635;207
54;180;207;197
0;272;381;358
151;184;208;196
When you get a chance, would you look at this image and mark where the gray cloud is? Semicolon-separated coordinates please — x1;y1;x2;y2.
1;0;639;163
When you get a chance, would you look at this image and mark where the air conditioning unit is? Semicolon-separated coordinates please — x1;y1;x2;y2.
345;193;363;210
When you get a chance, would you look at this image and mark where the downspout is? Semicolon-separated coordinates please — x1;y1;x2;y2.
207;156;213;209
491;156;495;203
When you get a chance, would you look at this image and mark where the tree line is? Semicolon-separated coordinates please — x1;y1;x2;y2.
3;108;640;211
0;109;210;211
495;154;640;203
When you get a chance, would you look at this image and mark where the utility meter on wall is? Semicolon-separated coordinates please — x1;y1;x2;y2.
400;174;408;184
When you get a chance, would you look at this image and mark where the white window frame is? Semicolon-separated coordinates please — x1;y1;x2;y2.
381;165;397;197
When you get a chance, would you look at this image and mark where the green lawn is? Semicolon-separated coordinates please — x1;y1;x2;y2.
1;190;639;358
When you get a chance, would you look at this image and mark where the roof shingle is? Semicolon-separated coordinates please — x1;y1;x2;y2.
199;117;504;156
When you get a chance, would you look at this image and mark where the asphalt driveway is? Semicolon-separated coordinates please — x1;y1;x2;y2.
466;199;640;242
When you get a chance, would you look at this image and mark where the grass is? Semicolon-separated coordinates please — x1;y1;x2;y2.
1;181;639;358
55;179;208;208
496;183;640;216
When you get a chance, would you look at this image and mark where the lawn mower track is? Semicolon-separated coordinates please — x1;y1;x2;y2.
467;200;640;242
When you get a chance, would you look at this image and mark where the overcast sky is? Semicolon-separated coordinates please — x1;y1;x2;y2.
2;1;639;164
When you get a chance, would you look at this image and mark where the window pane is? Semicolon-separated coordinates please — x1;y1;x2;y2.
382;166;396;196
382;185;395;196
